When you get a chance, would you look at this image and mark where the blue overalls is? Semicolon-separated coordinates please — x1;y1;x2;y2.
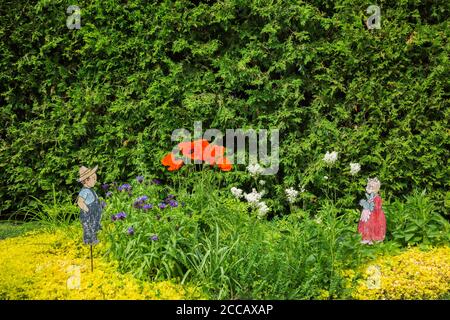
78;187;102;244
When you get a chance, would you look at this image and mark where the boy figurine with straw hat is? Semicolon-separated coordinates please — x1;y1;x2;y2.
77;165;102;246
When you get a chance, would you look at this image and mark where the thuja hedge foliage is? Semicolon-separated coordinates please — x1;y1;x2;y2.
1;0;449;216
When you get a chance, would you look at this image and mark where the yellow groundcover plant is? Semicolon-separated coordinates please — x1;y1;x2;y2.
347;247;450;300
0;228;204;300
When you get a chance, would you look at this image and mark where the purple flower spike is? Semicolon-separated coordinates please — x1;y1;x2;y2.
101;184;109;191
152;179;162;185
158;203;167;209
111;214;117;221
133;201;143;209
169;200;178;208
150;235;159;241
143;204;153;210
136;176;144;183
116;212;127;220
101;201;107;209
138;195;148;202
106;191;113;197
127;226;135;235
118;183;132;192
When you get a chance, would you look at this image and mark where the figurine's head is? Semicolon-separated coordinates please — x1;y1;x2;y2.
366;177;381;194
78;165;98;188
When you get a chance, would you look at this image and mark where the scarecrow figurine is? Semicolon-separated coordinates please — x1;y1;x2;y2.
357;177;386;244
77;165;102;271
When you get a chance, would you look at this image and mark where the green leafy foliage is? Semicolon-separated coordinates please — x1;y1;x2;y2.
101;175;450;299
1;0;449;220
385;190;450;246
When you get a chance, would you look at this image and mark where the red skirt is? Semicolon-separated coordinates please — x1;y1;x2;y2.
357;207;386;242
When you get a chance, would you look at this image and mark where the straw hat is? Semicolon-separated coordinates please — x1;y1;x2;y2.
77;165;98;182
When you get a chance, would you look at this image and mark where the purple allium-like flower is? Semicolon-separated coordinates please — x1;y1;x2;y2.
127;226;135;235
164;194;176;204
137;195;148;202
150;235;159;241
158;203;167;209
115;212;127;220
118;183;132;192
136;176;144;183
152;179;162;185
133;201;143;209
143;204;153;210
169;200;178;208
101;184;109;191
101;201;107;209
106;191;113;197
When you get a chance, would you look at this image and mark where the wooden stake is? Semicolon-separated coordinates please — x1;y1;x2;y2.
90;245;93;272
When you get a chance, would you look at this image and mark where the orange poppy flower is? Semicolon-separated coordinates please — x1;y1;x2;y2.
161;153;184;171
178;139;210;161
217;156;232;171
203;144;226;165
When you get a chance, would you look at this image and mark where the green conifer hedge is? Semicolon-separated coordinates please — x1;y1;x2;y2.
1;0;449;216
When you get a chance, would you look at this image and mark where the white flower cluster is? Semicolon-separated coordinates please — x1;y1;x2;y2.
350;162;361;175
244;188;263;204
285;187;299;203
323;151;338;165
231;187;243;199
256;201;269;218
230;187;270;218
247;163;264;176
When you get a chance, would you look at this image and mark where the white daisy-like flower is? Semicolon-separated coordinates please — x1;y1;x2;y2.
285;187;299;203
324;176;329;180
350;162;361;175
247;163;264;176
244;188;262;204
323;151;338;165
256;201;270;217
299;186;306;193
259;180;266;186
230;187;243;199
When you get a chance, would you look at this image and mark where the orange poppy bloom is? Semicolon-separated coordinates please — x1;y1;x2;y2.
161;153;184;171
163;140;232;172
203;144;226;165
178;139;210;161
217;156;232;171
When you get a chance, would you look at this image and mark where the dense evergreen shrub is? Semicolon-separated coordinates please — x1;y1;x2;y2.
1;0;449;216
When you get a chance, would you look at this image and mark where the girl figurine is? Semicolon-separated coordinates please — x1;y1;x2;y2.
77;165;102;245
357;177;386;244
